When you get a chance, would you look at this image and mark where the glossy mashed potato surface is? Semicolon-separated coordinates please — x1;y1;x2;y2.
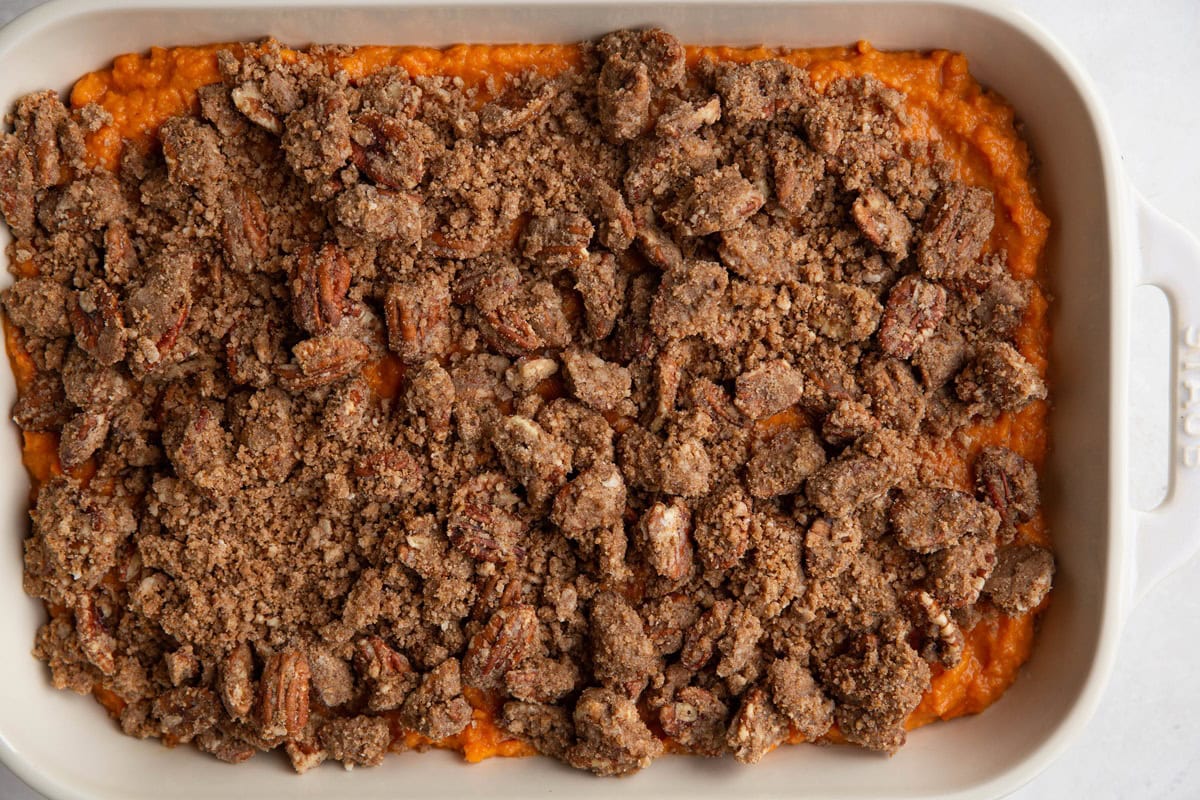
10;38;1050;760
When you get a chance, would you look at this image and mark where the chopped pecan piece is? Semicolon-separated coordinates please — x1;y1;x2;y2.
806;453;893;517
825;634;930;753
12;373;71;431
405;360;455;441
196;726;257;765
499;702;574;760
718;216;800;285
58;411;110;470
561;347;631;413
505;657;579;703
73;592;117;675
4;278;72;339
656;95;721;138
716;59;810;125
860;356;926;434
590;591;658;696
318;716;391;768
571;251;625;339
807;282;882;342
914;322;967;389
694;483;752;570
281;85;352;185
334;183;423;243
909;589;965;667
159;117;226;190
355;636;417;712
491;415;572;504
772;137;824;214
680;600;732;671
928;534;997;608
597;28;686;89
746;427;827;498
804;517;862;580
102;221;139;286
152;687;220;744
231;82;282;134
551;462;626;538
0;133;36;238
821;398;879;445
218;643;255;721
480;78;558;136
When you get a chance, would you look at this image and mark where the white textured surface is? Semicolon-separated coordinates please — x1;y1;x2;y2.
0;1;1196;798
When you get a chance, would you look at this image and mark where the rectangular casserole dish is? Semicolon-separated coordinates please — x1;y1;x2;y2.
2;1;1199;798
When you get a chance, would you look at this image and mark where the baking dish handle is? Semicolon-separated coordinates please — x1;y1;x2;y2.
1132;194;1200;604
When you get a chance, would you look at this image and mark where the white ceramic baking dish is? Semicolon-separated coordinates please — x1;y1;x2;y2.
1;0;1198;797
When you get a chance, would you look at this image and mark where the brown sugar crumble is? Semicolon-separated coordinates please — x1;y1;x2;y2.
0;29;1055;776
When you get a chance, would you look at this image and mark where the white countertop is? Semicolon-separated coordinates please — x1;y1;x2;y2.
0;1;1197;797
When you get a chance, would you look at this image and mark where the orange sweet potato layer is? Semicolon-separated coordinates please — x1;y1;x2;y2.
3;38;1050;763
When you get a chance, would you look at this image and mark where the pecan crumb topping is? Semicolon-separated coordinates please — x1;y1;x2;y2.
2;28;1052;776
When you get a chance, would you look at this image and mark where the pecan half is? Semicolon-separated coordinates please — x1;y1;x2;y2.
693;482;752;570
462;604;539;689
726;686;787;764
877;274;947;359
70;281;126;365
259;649;311;741
278;335;370;391
221;184;270;272
58;411;110;470
659;685;728;756
640;499;693;582
384;273;450;364
74;592;117;675
447;473;528;563
480;80;558;137
355;636;417;711
218;642;256;721
0;133;36;238
680;600;732;671
152;687;220;744
102;221;138;286
289;243;351;336
350;112;428;189
231;83;282;134
522;211;594;272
